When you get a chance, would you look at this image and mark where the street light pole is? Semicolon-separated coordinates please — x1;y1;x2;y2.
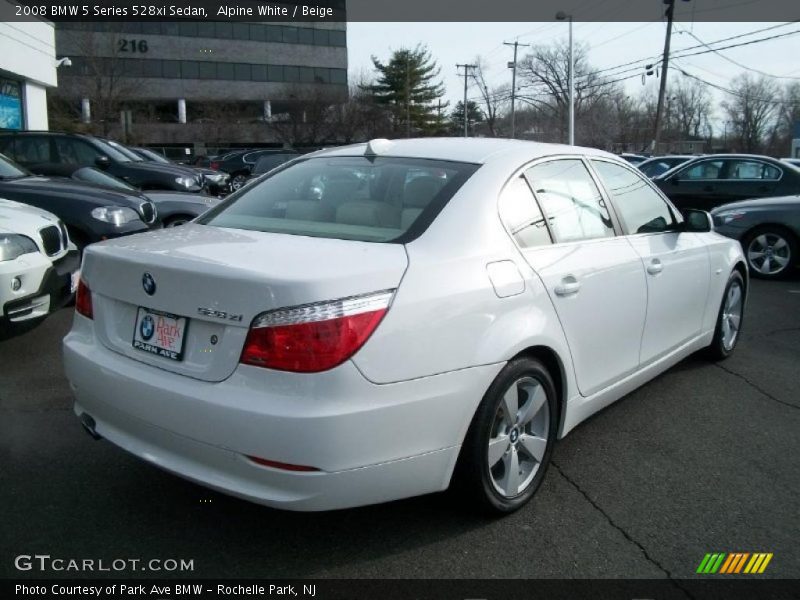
556;11;574;145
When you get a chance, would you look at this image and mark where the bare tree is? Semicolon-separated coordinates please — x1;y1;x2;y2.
516;41;620;144
469;60;509;137
722;74;780;153
267;85;348;147
669;76;713;140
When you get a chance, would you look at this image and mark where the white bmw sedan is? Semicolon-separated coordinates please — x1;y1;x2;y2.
63;138;747;513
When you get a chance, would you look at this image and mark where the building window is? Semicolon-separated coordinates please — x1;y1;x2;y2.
232;23;249;40
249;24;266;42
313;29;329;46
313;67;330;83
283;27;299;43
330;69;347;85
162;60;180;78
251;65;267;82
283;66;299;83
298;28;314;45
0;78;23;130
234;63;251;81
197;22;215;38
329;30;346;47
198;62;217;79
215;22;233;39
266;26;283;43
181;61;199;79
179;22;198;37
217;62;234;80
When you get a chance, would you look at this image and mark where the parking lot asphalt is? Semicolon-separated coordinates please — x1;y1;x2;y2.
1;277;798;580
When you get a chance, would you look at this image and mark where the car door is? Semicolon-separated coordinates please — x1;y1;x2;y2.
590;159;710;365
658;158;727;211
503;158;648;397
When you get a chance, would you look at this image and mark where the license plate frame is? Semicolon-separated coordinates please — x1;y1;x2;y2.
132;307;188;362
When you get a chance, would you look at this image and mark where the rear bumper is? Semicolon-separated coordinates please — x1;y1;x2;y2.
2;249;79;323
63;316;502;510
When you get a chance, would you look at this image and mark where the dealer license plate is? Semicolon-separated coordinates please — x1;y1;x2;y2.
132;307;188;361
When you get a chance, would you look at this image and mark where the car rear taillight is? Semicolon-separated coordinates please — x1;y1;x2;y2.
75;279;93;319
240;290;394;373
209;161;220;170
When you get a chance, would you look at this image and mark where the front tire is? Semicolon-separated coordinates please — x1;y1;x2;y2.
455;357;558;514
230;173;248;191
742;226;796;279
706;270;745;360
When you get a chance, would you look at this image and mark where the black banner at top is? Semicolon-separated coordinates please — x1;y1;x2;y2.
3;0;800;22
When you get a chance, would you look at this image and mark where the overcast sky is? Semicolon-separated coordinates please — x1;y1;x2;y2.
347;21;800;129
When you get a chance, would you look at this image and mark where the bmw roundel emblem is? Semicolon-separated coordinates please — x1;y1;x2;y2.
142;272;156;296
140;315;155;340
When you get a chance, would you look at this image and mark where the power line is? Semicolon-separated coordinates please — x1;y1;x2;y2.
675;25;800;80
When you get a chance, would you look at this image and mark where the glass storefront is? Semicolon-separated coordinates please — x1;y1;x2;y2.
0;78;23;130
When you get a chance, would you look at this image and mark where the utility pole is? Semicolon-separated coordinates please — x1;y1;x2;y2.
651;0;685;153
456;63;477;137
556;11;574;145
504;40;530;139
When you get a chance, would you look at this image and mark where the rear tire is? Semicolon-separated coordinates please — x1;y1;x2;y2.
706;270;745;361
454;357;558;514
742;226;796;280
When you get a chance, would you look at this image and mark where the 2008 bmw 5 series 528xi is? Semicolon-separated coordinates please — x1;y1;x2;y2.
63;138;747;513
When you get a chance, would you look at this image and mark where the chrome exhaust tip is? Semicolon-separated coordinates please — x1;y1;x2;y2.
79;413;102;441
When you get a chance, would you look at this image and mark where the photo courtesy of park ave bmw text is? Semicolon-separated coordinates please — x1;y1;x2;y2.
1;0;799;599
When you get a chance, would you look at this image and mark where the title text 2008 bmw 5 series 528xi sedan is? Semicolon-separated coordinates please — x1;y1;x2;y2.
63;138;747;513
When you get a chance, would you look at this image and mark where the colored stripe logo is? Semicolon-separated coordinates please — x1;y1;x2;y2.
697;553;773;574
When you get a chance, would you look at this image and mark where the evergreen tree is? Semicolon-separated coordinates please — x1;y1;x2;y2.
450;101;484;136
364;45;447;136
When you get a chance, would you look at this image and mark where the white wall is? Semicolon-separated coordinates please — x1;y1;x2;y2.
0;3;56;129
23;82;49;130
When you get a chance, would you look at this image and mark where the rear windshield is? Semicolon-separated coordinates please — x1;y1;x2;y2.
198;156;478;243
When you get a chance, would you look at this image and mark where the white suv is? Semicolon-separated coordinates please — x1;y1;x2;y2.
0;198;80;326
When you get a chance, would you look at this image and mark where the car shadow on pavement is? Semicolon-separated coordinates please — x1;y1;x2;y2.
0;317;47;342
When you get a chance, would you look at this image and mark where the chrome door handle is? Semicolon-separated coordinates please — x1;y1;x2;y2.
647;259;663;275
554;277;581;296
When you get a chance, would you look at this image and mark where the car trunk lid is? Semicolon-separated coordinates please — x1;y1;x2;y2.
81;224;408;382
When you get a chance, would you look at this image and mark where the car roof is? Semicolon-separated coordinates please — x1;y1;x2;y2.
308;137;617;165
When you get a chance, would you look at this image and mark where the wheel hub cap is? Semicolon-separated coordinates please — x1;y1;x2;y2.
487;376;550;498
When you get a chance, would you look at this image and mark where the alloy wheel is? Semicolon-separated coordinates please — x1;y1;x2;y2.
487;376;550;498
721;279;743;351
747;233;791;276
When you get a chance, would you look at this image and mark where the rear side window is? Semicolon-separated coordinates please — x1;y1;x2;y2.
498;176;551;248
723;160;781;180
198;156;478;243
525;159;615;243
591;159;676;234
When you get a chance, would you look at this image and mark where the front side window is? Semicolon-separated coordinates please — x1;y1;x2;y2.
678;159;724;180
198;156;478;243
498;176;551;248
591;160;676;235
525;159;615;243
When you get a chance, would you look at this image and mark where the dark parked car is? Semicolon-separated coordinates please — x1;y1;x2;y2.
620;152;648;166
0;153;154;250
210;148;299;191
781;158;800;169
637;155;694;178
0;131;204;193
128;146;230;196
69;166;220;228
712;195;800;279
654;154;800;211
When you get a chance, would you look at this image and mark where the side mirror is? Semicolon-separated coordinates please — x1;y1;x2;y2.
682;209;713;232
95;155;110;169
